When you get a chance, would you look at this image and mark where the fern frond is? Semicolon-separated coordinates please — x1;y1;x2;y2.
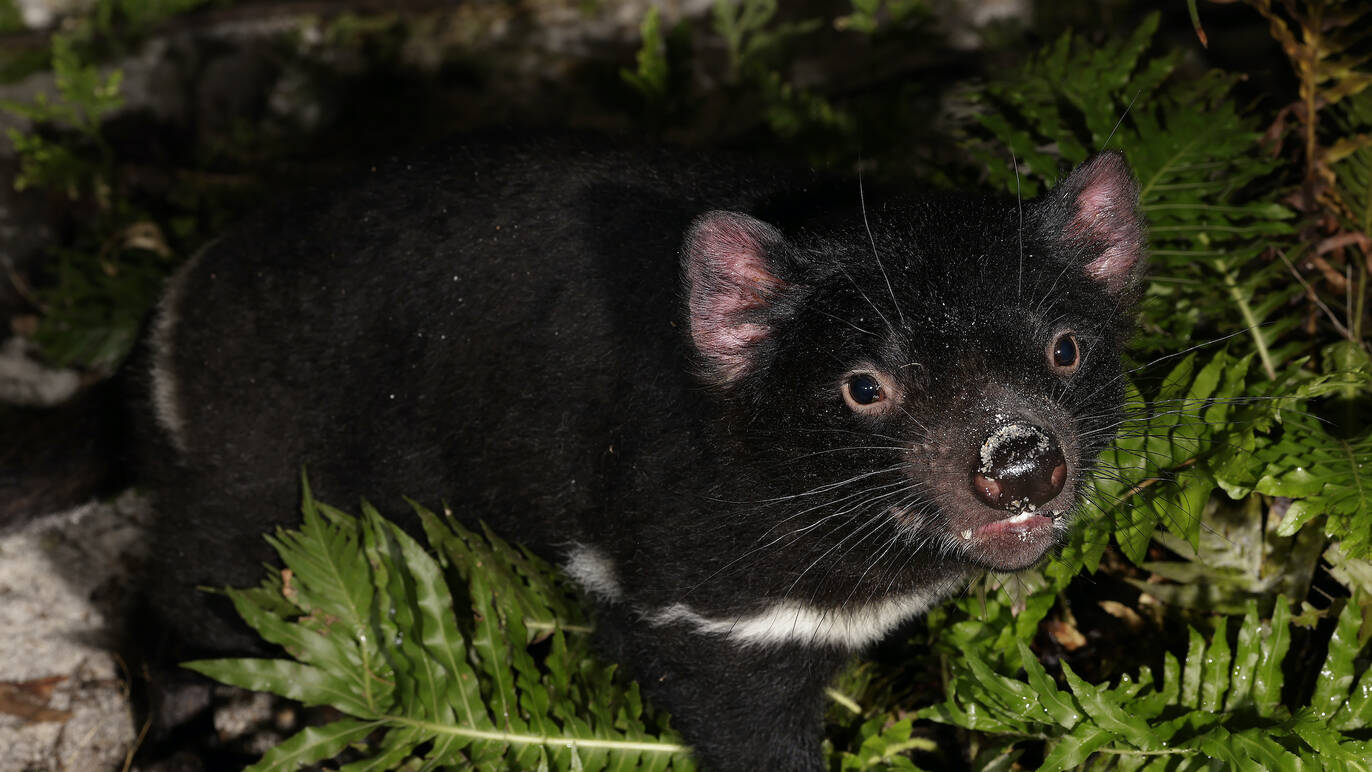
835;717;935;771
1327;90;1372;234
621;7;670;103
186;483;692;771
1245;0;1372;348
1059;339;1372;591
920;598;1372;770
968;12;1178;191
1248;0;1372;174
968;12;1303;370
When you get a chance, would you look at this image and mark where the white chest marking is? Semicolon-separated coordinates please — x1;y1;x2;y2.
562;544;623;601
647;580;962;649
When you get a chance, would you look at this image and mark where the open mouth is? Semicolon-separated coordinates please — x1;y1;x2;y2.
967;509;1057;540
954;506;1064;570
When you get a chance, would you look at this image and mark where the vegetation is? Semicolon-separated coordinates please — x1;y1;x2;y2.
186;481;692;771
2;0;1370;769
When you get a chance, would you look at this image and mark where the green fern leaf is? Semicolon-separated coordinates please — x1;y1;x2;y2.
920;597;1372;769
967;11;1302;369
186;483;692;771
251;719;381;772
835;716;934;771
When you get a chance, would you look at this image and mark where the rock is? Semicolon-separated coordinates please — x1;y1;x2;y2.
0;493;149;772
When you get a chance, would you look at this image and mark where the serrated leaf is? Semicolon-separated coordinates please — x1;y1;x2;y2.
184;658;375;716
246;719;382;772
337;725;430;772
1230;727;1304;770
1016;641;1081;728
1060;661;1158;750
1035;723;1115;772
1254;598;1292;717
1225;600;1263;711
1199;616;1232;712
188;482;691;769
962;648;1047;726
1312;598;1367;720
1180;626;1206;708
363;509;454;726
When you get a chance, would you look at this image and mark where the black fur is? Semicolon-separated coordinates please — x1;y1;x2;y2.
117;138;1145;770
0;380;129;530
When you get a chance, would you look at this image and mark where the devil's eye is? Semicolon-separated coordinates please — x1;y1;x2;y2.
1050;332;1079;372
845;373;885;406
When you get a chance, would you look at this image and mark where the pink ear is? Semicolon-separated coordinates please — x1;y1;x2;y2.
683;211;787;384
1057;152;1145;295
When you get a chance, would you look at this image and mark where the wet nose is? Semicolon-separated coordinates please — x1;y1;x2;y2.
971;423;1066;510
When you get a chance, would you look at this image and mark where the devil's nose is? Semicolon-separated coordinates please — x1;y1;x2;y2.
971;423;1066;510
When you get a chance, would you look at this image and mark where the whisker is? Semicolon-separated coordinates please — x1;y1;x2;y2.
858;164;906;330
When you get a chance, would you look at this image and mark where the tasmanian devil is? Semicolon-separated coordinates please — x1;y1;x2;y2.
35;138;1147;770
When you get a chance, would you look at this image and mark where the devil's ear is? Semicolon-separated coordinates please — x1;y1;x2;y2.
1039;151;1147;296
682;211;788;385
